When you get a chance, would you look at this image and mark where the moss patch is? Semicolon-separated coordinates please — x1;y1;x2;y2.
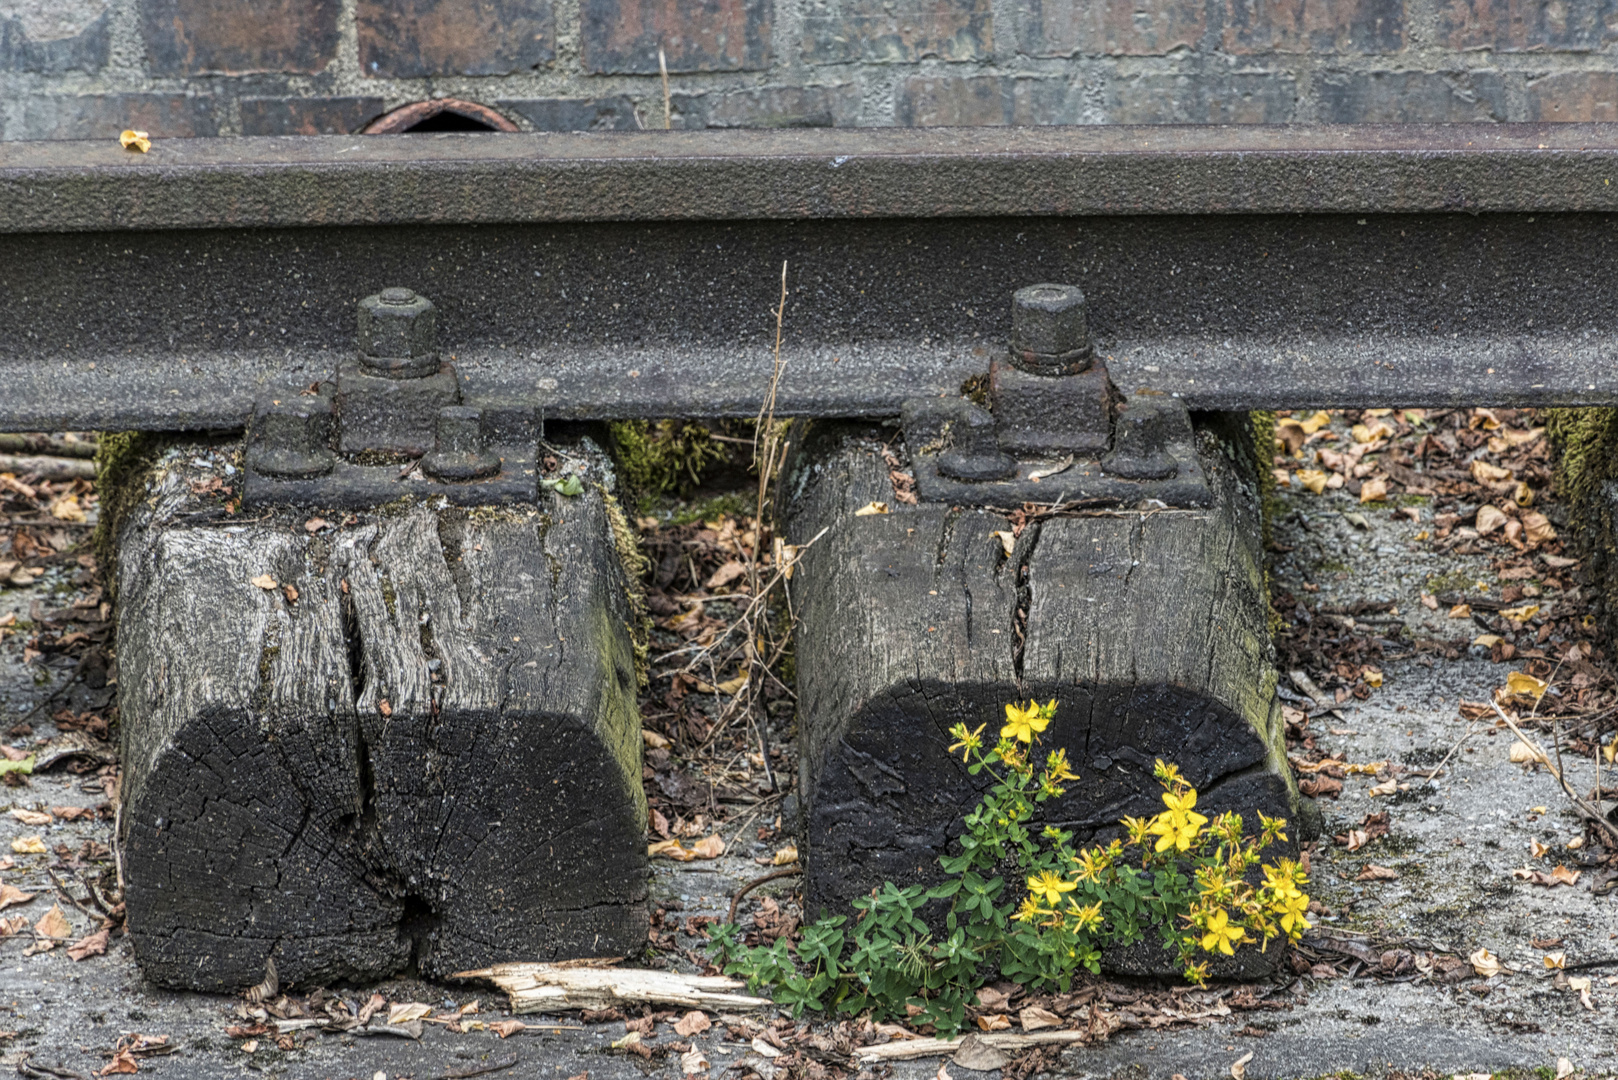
601;489;652;689
608;420;738;510
92;432;172;601
1547;408;1618;642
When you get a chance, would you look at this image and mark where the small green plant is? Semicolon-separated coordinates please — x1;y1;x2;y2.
709;701;1309;1033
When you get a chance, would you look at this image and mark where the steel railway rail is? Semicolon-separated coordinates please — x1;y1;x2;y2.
6;124;1618;432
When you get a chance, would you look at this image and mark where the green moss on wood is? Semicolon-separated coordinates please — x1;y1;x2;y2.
1547;407;1618;643
608;419;735;510
601;489;652;689
93;432;171;602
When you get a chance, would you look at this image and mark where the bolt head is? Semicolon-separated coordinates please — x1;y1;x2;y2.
1011;283;1091;374
358;288;438;378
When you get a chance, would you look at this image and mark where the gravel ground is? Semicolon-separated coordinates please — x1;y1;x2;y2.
0;445;1614;1079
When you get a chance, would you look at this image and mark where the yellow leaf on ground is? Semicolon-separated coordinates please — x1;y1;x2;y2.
9;809;50;826
1296;411;1332;435
1297;469;1328;494
35;904;71;939
642;729;671;749
0;883;34;910
1514;481;1535;507
1530;839;1549;858
1448;604;1472;618
1544;952;1567;970
1473;634;1504;649
1506;671;1547;701
648;839;696;862
1367;778;1398;797
772;844;799;865
991;530;1016;557
10;837;45;855
119;129;151;152
1363;668;1383;688
249;574;277;590
1359;478;1388;503
1471;460;1513;483
691;834;725;859
853;501;890;516
1510;741;1545;765
1501;605;1540;622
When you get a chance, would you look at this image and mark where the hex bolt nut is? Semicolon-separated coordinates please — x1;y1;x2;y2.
1011;283;1093;376
357;287;439;379
247;396;336;479
422;406;501;481
1101;396;1184;481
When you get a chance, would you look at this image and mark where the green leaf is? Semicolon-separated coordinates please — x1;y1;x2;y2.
0;755;33;777
542;474;586;497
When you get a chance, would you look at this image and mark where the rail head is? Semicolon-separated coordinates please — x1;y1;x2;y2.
7;123;1618;232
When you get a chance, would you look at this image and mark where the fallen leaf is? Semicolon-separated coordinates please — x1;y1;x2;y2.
492;1019;526;1038
704;561;746;590
282;584;299;604
680;1046;710;1075
642;729;671;750
9;809;50;826
304;517;329;533
991;530;1016;557
1343;512;1370;530
1500;605;1540;623
648;839;695;862
691;834;725;859
249;574;277;590
68;928;109;961
1297;469;1328;494
1550;865;1580;886
1544;952;1567;970
975;1013;1011;1032
1530;839;1549;858
772;844;798;865
49;496;86;523
1510;741;1545;765
1363;668;1383;688
1018;1006;1062;1031
1475;505;1510;536
1343;829;1370;852
1448;603;1472;618
1359;478;1388;503
1357;864;1399;881
1231;1050;1254;1080
388;1003;432;1025
100;1049;140;1074
936;1064;953;1080
673;1011;711;1037
0;884;34;910
752;1037;782;1057
1506;671;1547;700
1570;976;1594;1010
1472;460;1513;484
1556;1058;1576;1080
853;501;890;516
1367;777;1398;797
1473;634;1504;649
1470;947;1505;977
10;837;46;855
1522;511;1557;545
35;904;71;939
1296;411;1333;434
119;129;151;153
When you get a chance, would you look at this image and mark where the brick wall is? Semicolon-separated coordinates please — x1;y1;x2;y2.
3;0;1617;139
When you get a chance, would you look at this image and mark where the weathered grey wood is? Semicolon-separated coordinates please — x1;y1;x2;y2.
116;451;647;990
782;419;1295;974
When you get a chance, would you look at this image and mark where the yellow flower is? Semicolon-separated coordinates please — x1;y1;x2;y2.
948;722;986;762
1073;847;1111;883
1013;895;1043;923
1199;908;1247;956
1277;892;1312;936
1262;862;1305;900
1120;815;1152;846
1027;870;1077;905
1070;901;1103;932
1148;788;1209;852
1045;748;1079;783
1001;701;1053;744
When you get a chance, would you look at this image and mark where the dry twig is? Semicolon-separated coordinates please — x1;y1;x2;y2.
1494;702;1618;845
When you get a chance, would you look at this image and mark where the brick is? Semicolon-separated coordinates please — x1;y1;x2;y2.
11;94;220;141
1108;72;1296;123
1223;0;1403;53
671;84;861;127
581;0;770;73
1018;0;1204;57
1527;71;1618;121
1;1;109;74
499;97;641;130
139;0;338;75
896;76;1089;126
1438;0;1618;51
358;0;554;77
1317;71;1506;122
239;97;386;136
803;0;991;64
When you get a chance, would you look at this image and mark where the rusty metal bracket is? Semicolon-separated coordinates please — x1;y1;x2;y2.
901;284;1211;510
242;289;540;509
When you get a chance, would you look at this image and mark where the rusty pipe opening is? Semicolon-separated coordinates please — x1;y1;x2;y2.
362;98;518;134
